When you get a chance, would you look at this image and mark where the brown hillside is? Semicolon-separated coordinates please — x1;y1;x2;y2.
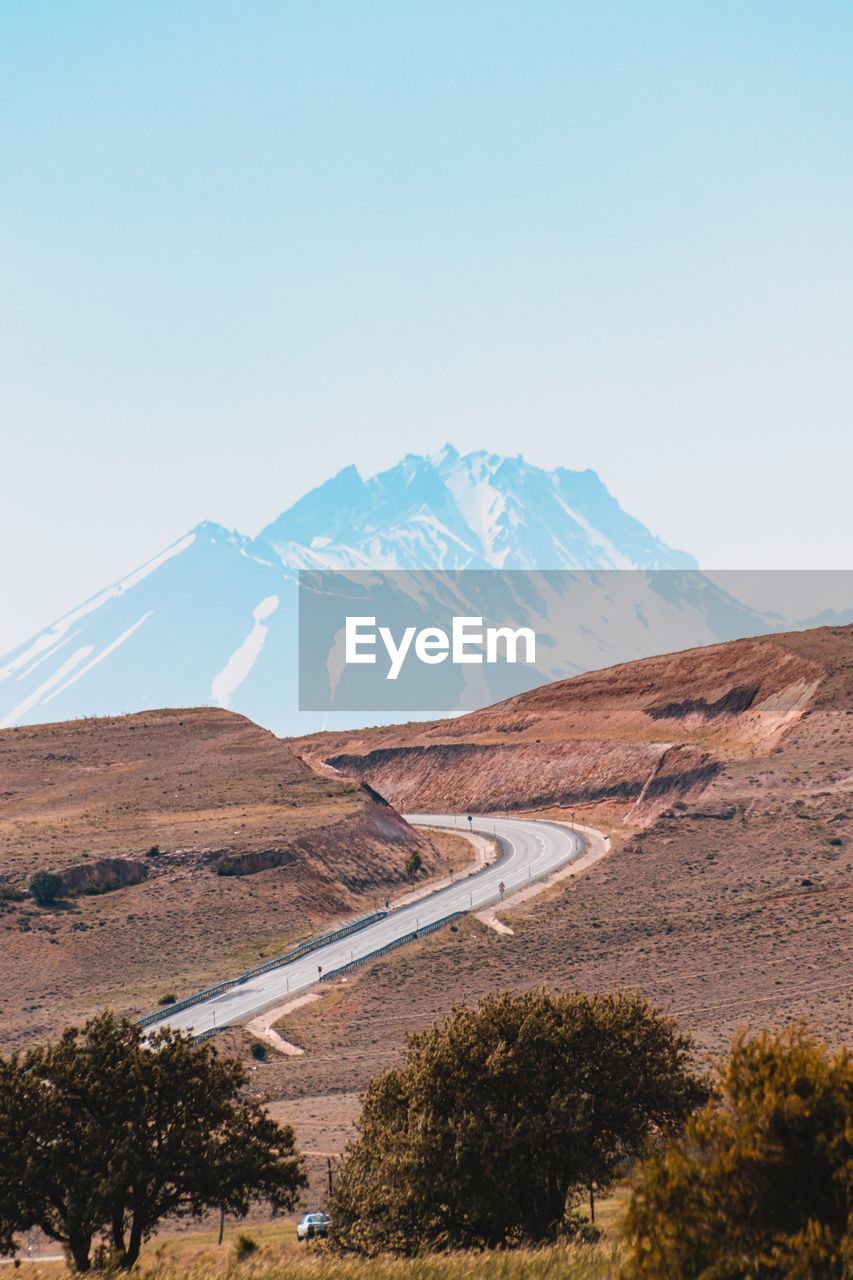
0;708;436;1051
265;626;851;1116
296;628;832;824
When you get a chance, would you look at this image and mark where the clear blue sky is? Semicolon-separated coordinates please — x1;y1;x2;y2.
2;2;852;652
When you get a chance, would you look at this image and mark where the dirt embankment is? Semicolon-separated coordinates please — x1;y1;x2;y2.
259;625;851;1113
297;629;827;828
0;708;437;1052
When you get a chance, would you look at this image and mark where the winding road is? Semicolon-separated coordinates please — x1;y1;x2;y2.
158;815;591;1040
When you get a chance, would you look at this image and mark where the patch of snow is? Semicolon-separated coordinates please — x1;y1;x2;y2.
0;646;94;728
442;454;506;564
0;532;195;683
15;632;78;682
553;493;633;569
42;612;154;704
211;595;279;708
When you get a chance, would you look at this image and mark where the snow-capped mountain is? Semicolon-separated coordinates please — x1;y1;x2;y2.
0;447;773;735
259;445;697;572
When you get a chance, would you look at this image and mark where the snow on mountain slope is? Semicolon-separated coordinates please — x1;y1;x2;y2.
0;448;769;736
258;445;697;572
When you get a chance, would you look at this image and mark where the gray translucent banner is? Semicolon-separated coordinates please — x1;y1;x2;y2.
298;568;852;714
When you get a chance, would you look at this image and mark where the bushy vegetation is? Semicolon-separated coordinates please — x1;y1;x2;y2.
0;1013;305;1271
405;850;423;881
622;1024;852;1278
28;868;64;906
330;989;704;1254
234;1233;259;1262
1;991;848;1277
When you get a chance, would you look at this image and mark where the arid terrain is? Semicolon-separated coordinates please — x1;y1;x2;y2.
259;625;851;1187
0;708;455;1050
1;627;850;1208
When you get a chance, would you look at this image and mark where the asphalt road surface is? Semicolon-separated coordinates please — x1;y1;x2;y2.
158;814;584;1039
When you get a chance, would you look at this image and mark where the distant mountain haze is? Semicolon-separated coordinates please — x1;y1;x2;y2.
0;448;825;735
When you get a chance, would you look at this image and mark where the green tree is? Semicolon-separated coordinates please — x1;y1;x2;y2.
28;869;64;906
330;989;704;1254
622;1025;853;1279
0;1013;306;1271
405;850;422;881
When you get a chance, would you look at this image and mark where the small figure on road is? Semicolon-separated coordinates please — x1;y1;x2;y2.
317;964;322;979
499;880;506;900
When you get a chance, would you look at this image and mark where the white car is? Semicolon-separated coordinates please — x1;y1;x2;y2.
296;1212;330;1241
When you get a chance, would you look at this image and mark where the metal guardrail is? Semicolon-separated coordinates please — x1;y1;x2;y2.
319;910;466;982
137;909;388;1028
152;824;587;1039
190;910;466;1042
192;1027;221;1044
239;910;387;982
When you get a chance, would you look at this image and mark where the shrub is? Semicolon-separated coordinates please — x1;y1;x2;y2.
622;1024;853;1278
234;1233;258;1262
330;989;704;1254
158;993;177;1006
28;870;64;907
147;845;161;858
405;850;423;880
250;1042;268;1062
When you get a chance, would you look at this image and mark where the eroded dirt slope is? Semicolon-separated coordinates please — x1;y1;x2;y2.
0;708;434;1051
296;628;830;824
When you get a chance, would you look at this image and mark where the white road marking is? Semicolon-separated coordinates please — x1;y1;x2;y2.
155;814;592;1040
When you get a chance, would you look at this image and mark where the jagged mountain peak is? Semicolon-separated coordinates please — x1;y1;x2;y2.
256;447;695;572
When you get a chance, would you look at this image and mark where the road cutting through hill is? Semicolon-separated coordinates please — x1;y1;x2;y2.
158;815;606;1040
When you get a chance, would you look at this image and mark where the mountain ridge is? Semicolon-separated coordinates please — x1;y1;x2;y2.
0;447;760;734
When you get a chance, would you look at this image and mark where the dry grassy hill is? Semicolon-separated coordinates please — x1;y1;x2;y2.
0;708;438;1051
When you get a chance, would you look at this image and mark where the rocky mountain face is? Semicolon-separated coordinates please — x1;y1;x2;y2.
257;444;697;571
0;447;771;736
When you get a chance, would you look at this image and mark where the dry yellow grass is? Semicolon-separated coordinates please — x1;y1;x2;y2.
6;1190;628;1280
9;1242;622;1280
137;1244;623;1280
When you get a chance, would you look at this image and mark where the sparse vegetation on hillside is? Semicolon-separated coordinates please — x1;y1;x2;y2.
623;1024;853;1278
0;708;436;1055
330;989;704;1255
